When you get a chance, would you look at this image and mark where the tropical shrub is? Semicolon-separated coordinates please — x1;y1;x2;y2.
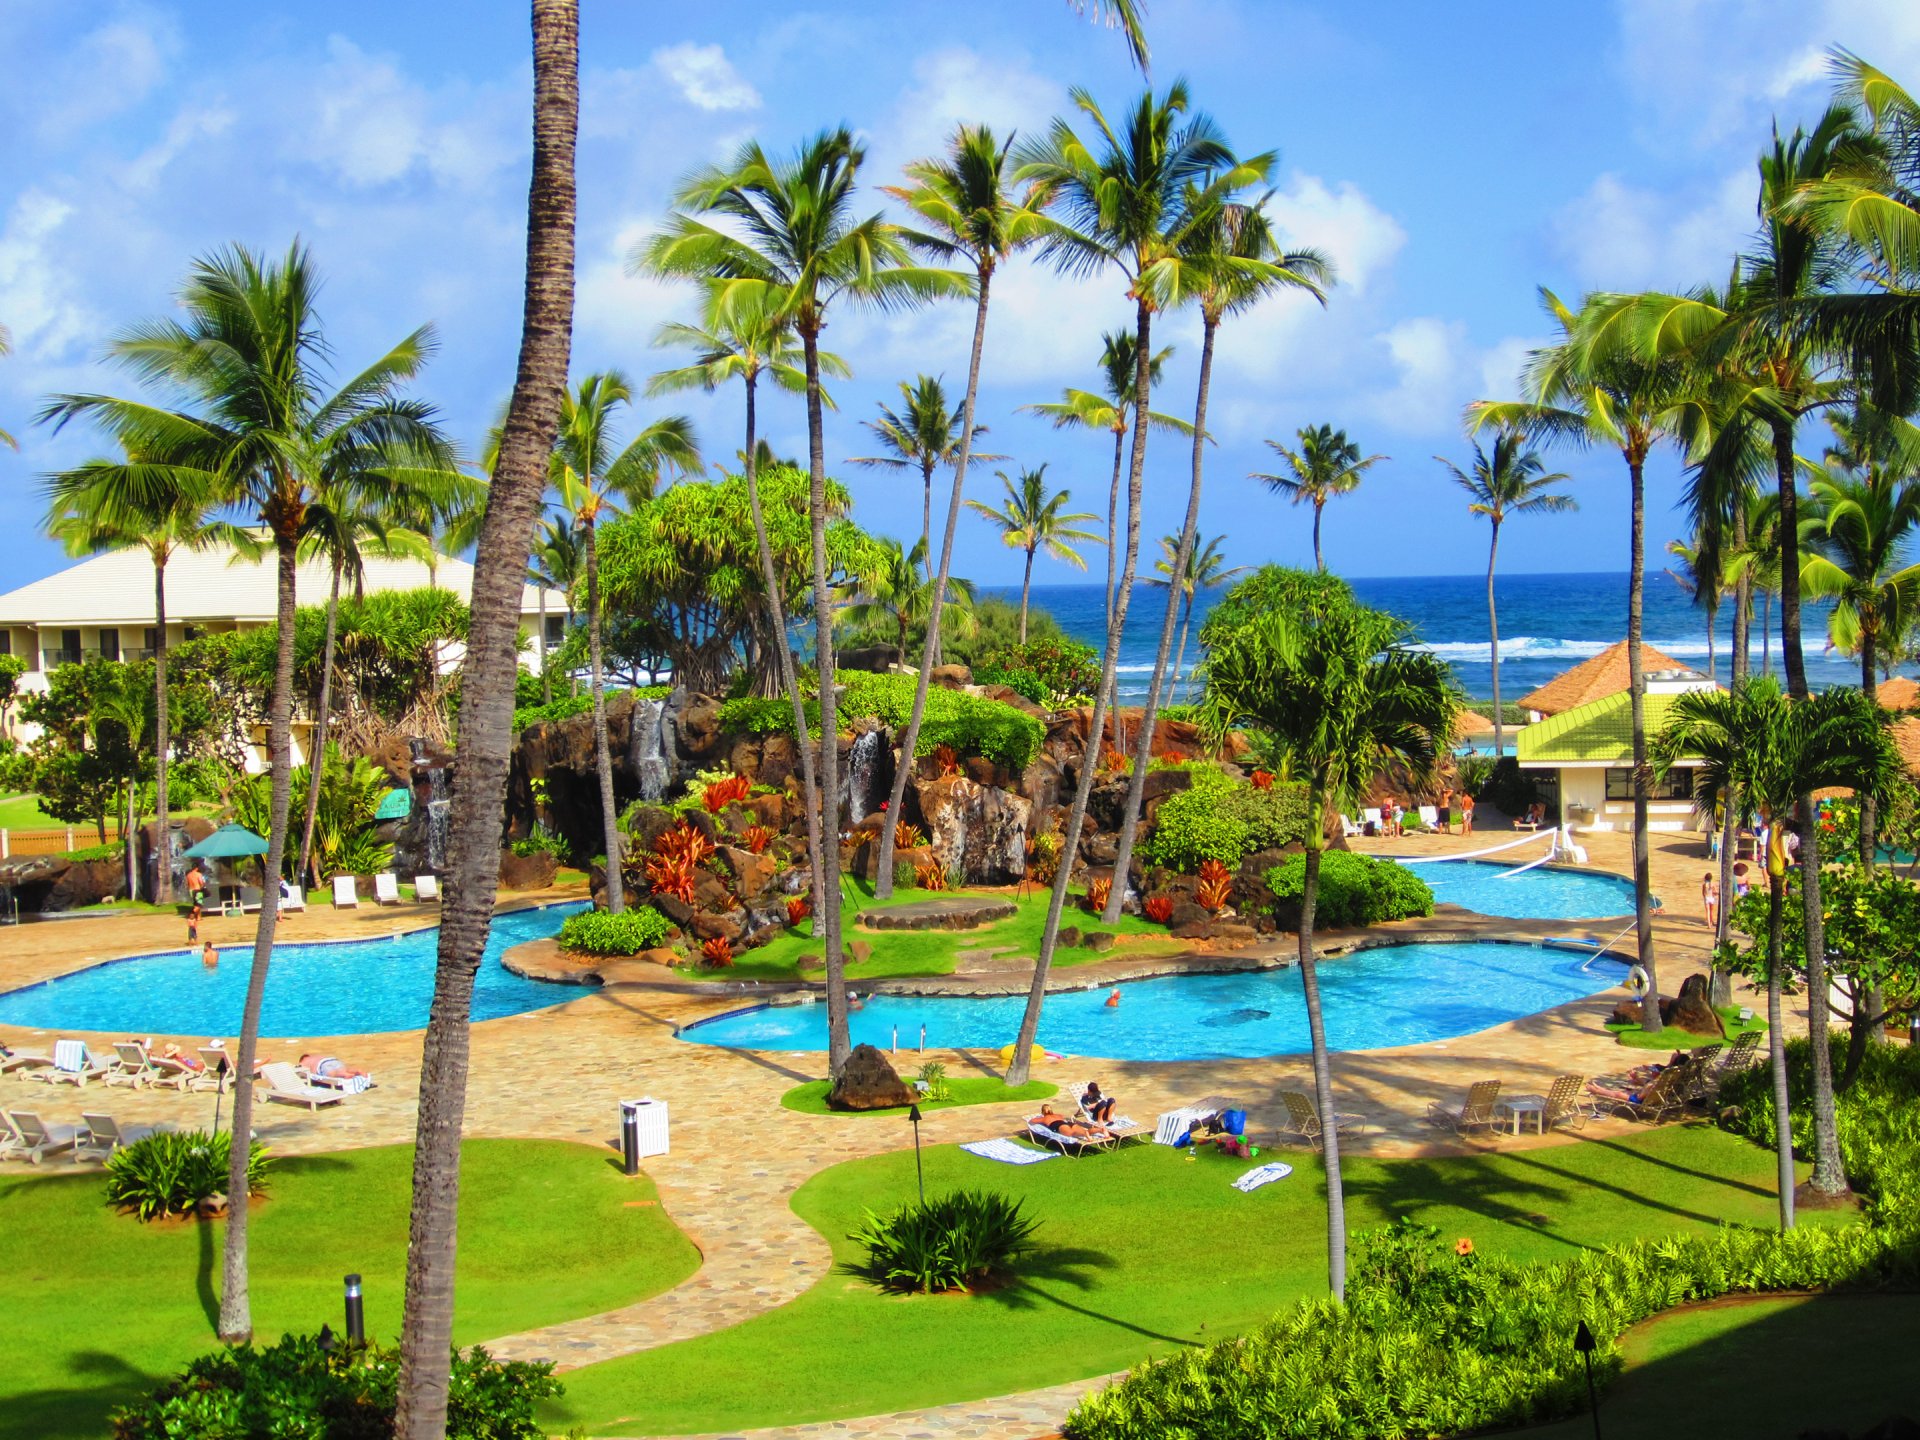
719;674;1046;770
235;745;392;881
1027;827;1062;884
786;895;811;925
974;637;1100;706
916;1060;952;1102
1249;768;1274;790
1264;851;1434;928
893;821;925;849
510;824;568;861
1140;767;1313;872
1143;894;1174;924
700;773;753;813
109;1334;560;1440
1478;755;1536;815
653;820;715;866
1085;877;1112;912
105;1131;270;1221
556;907;675;956
739;824;774;854
701;936;734;967
931;742;961;777
643;853;697;905
847;1189;1040;1294
914;859;948;891
1195;859;1232;913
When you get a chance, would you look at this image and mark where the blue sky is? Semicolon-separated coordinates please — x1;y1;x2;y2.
4;0;1918;589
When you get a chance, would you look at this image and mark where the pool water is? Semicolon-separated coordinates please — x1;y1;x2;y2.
0;902;588;1038
678;941;1622;1061
1396;858;1642;920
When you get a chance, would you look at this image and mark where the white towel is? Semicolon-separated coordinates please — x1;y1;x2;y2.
960;1138;1059;1166
1233;1162;1293;1192
54;1039;86;1072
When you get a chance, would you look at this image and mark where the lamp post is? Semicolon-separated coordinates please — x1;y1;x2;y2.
1574;1318;1601;1440
344;1273;365;1346
907;1102;924;1204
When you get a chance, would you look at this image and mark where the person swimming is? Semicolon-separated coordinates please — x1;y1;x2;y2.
1104;988;1121;1008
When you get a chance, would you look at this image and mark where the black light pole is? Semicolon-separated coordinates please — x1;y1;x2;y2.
343;1273;365;1346
907;1102;924;1203
1574;1319;1602;1440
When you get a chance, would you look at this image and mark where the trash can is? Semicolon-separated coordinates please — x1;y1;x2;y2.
620;1097;670;1170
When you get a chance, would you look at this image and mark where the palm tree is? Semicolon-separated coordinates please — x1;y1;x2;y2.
1007;86;1249;1081
1653;678;1898;1230
1202;591;1455;1297
849;376;998;577
1105;192;1330;923
1;322;16;450
1436;434;1576;758
1665;533;1724;681
42;241;450;1343
840;535;976;654
43;451;234;904
546;373;699;913
1145;532;1244;690
966;466;1101;640
1251;424;1384;570
1065;0;1149;69
393;5;579;1434
645;128;965;1077
1469;286;1706;1035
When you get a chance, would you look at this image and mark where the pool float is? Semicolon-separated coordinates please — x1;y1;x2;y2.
1624;964;1651;999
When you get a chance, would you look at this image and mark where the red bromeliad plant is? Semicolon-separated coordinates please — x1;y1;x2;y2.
701;935;734;966
654;819;716;867
1085;876;1112;912
932;743;961;779
893;821;925;849
1250;769;1275;790
786;895;811;925
701;773;752;812
740;824;774;854
1143;893;1173;924
914;859;948;891
644;852;697;906
1196;858;1232;913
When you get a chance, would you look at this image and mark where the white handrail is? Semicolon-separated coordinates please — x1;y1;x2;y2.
1388;830;1555;864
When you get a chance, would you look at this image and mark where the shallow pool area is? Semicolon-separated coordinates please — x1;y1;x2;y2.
678;940;1623;1060
0;901;589;1038
1396;857;1642;920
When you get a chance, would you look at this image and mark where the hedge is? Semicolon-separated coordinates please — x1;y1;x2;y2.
557;906;676;956
1264;850;1434;928
1138;767;1312;872
513;684;670;734
716;673;1045;771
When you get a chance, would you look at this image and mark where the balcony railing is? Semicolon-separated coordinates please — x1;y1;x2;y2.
36;646;158;671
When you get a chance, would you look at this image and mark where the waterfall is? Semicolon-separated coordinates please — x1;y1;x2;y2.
846;728;887;824
633;698;669;802
422;763;452;872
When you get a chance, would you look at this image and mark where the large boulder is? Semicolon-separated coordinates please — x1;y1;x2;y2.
827;1043;916;1111
839;645;902;674
141;815;215;902
0;854;128;913
912;774;1031;883
1664;972;1726;1036
499;848;558;891
930;663;972;689
719;844;779;904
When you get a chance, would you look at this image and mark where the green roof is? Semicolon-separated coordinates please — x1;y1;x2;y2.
373;787;412;821
1517;691;1696;766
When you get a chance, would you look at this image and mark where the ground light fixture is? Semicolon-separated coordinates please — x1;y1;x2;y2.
344;1273;365;1346
1574;1318;1601;1440
907;1102;924;1203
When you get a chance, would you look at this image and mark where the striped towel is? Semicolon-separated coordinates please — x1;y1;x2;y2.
54;1039;87;1072
960;1138;1059;1166
1233;1162;1293;1193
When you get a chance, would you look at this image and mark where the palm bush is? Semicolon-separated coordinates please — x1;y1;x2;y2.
105;1131;270;1222
848;1189;1039;1294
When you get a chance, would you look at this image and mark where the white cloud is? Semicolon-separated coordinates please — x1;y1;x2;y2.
1267;174;1406;297
0;190;99;362
652;43;760;112
30;12;178;139
122;103;236;191
868;46;1067;176
1353;319;1537;435
1548;169;1752;291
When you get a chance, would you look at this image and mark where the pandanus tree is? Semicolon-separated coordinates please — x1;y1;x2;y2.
849;375;998;578
1146;532;1244;690
1252;424;1384;572
1436;433;1576;758
1469;285;1707;1035
544;373;699;913
1201;589;1455;1298
865;125;1048;902
1654;678;1898;1230
1104;190;1330;924
644;128;966;1076
394;4;579;1433
42;241;452;1342
965;465;1101;640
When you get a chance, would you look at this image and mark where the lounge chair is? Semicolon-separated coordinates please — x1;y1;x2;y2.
1417;805;1440;830
415;874;440;902
1707;1031;1763;1091
0;1047;55;1078
75;1113;159;1162
1426;1080;1503;1134
108;1041;197;1091
1339;813;1363;839
1590;1063;1695;1123
37;1040;111;1087
281;886;306;913
1277;1088;1366;1148
374;872;402;905
195;1046;235;1092
1362;806;1383;835
5;1111;81;1163
299;1060;374;1094
1541;1073;1591;1130
332;875;359;908
258;1061;348;1110
1025;1116;1124;1157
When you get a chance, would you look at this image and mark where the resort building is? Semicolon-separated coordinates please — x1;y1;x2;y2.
0;537;568;765
1514;640;1717;832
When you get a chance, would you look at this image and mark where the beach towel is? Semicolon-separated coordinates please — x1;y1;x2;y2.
960;1138;1059;1166
1232;1162;1293;1193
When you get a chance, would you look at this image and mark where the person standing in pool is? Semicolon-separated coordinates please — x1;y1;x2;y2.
201;941;218;969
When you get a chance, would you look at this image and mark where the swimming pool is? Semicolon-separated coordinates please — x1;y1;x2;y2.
0;902;588;1038
1396;858;1642;920
678;941;1623;1061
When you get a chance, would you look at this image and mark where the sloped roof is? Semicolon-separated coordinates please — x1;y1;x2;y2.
1895;717;1920;777
1516;691;1696;766
1877;676;1920;711
1517;640;1695;717
0;538;563;627
1453;709;1496;736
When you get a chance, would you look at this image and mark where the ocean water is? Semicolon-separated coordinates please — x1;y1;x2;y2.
995;573;1858;704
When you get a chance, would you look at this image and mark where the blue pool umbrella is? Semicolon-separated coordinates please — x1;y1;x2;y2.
183;823;271;859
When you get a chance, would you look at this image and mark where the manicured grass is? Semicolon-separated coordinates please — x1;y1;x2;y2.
546;1123;1843;1436
1524;1292;1920;1438
1607;1004;1766;1050
694;883;1187;984
0;791;64;828
780;1077;1057;1117
1;1139;698;1440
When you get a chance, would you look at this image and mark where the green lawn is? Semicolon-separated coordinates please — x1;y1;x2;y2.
780;1077;1057;1116
0;791;64;828
1607;1004;1767;1050
696;883;1188;984
546;1123;1842;1436
2;1139;698;1440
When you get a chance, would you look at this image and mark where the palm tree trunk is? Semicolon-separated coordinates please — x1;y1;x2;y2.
1487;517;1503;759
1106;313;1217;924
1705;597;1717;682
1766;875;1796;1230
1008;298;1154;1086
1172;589;1193;693
1774;423;1808;700
1313;499;1325;572
538;580;551;705
586;515;623;913
1627;454;1660;1031
1715;507;1751;1007
1107;427;1127;759
875;270;994;902
1859;642;1878;872
394;3;576;1432
1762;591;1773;677
1857;644;1885;1048
152;556;172;904
921;459;935;584
1298;826;1347;1297
803;326;851;1077
297;558;344;887
124;780;138;904
219;532;301;1341
742;372;827;926
1019;549;1034;643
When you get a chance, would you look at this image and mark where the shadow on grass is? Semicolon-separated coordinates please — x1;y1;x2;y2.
0;1350;161;1440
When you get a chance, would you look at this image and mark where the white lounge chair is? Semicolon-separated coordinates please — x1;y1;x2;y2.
374;872;401;905
258;1061;348;1110
5;1110;81;1163
38;1039;111;1087
281;886;306;913
107;1042;179;1090
75;1113;158;1162
1361;806;1384;835
1339;813;1362;838
332;875;359;908
1417;805;1440;830
0;1047;55;1078
195;1046;235;1092
414;874;440;902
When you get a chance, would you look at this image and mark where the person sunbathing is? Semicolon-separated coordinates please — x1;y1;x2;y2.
1080;1081;1117;1123
1032;1104;1112;1140
299;1053;371;1080
158;1045;205;1071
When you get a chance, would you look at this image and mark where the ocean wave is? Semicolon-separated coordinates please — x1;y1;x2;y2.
1410;635;1797;665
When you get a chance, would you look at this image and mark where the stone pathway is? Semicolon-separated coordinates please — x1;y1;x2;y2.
628;1373;1120;1440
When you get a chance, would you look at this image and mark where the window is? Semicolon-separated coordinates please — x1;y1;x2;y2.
145;627;161;653
1605;767;1694;801
0;631;10;656
100;628;120;662
61;629;81;663
545;615;566;646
